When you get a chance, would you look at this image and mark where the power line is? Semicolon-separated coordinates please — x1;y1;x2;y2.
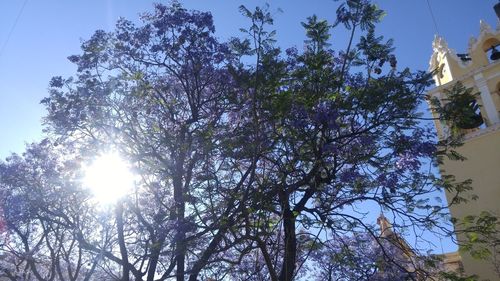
426;0;440;36
0;0;29;60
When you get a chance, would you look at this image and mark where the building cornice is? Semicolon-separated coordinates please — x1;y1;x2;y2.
464;122;500;141
427;59;500;96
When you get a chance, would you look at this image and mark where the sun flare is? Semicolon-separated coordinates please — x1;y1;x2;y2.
82;152;135;204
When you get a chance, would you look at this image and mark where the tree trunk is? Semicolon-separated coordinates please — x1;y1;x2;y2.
174;127;187;281
174;179;186;281
146;237;165;281
278;196;297;281
116;202;130;281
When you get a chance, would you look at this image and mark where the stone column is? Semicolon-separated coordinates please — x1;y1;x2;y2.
474;73;500;125
431;91;450;139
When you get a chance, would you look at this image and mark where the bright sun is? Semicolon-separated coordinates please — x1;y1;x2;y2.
82;152;136;204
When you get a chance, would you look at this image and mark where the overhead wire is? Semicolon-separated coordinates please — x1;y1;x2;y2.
0;0;29;60
426;0;440;36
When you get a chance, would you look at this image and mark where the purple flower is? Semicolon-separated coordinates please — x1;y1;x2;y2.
395;153;420;170
313;101;339;129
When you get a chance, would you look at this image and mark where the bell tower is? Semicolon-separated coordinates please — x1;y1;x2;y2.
427;18;500;280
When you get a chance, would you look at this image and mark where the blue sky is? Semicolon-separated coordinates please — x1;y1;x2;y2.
0;0;498;253
0;1;497;158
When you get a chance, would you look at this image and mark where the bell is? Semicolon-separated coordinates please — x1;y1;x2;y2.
457;113;483;129
490;46;500;61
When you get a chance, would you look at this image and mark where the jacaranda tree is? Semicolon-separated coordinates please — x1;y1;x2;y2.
0;141;101;281
0;1;489;280
310;233;421;281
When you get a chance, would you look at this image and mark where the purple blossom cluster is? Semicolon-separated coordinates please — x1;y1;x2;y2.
0;1;467;281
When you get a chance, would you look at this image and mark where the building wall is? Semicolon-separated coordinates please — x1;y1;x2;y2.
441;251;464;275
427;20;500;280
442;128;500;280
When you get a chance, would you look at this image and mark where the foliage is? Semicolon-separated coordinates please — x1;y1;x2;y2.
0;1;496;281
430;82;483;133
310;233;419;281
0;140;102;281
455;211;500;275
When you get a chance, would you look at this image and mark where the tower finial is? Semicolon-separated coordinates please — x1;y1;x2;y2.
377;213;393;237
432;35;449;53
480;20;494;35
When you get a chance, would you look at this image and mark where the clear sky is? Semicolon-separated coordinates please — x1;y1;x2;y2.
0;0;498;158
0;0;498;253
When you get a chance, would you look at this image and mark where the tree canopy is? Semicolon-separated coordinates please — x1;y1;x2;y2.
0;1;494;280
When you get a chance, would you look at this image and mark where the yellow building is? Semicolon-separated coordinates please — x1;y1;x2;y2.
377;214;465;279
427;18;500;280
